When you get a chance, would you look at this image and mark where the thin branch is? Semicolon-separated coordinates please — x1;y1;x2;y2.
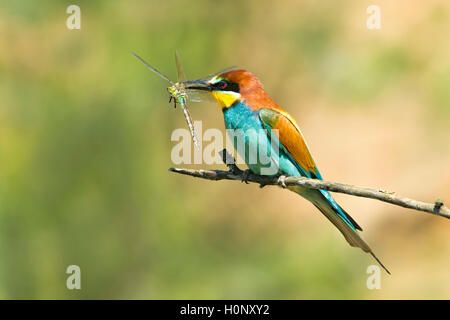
169;150;450;220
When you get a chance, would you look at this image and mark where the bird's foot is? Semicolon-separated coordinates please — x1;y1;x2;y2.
278;175;287;188
434;199;444;213
379;189;395;195
241;169;251;184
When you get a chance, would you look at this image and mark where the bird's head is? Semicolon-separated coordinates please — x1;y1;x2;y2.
183;69;263;109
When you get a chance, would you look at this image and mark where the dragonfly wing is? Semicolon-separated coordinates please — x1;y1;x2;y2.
131;52;174;84
175;51;186;83
186;90;213;102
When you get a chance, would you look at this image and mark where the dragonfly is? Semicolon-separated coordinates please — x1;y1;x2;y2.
131;51;201;149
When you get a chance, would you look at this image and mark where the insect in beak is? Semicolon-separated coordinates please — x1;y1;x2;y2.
131;51;200;149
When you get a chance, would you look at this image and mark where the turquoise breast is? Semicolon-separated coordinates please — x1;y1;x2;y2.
222;102;300;177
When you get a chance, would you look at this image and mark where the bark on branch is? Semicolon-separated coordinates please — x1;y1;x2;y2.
169;150;450;220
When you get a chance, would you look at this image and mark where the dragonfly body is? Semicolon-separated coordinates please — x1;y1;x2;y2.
132;52;199;149
184;69;390;274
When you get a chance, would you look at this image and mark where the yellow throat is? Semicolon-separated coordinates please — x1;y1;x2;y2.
210;91;240;109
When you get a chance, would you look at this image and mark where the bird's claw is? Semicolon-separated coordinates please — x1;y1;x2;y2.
278;175;287;188
241;169;251;184
434;199;444;213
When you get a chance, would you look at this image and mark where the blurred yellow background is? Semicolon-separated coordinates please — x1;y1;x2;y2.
0;0;449;299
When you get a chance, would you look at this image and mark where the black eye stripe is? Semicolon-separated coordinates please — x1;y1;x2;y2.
212;80;240;93
218;80;227;89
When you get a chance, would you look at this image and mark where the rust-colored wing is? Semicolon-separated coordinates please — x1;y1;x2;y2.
258;108;322;179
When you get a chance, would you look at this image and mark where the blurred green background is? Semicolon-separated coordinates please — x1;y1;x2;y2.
0;0;449;299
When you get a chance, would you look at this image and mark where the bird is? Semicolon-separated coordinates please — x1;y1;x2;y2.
183;69;390;274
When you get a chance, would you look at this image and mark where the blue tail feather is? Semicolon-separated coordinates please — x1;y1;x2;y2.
318;190;362;232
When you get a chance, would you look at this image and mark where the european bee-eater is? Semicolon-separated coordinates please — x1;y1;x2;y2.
184;69;390;274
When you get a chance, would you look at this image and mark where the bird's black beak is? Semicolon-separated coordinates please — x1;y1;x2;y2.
182;79;212;91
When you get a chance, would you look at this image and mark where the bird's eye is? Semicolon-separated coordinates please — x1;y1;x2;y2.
217;80;227;90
